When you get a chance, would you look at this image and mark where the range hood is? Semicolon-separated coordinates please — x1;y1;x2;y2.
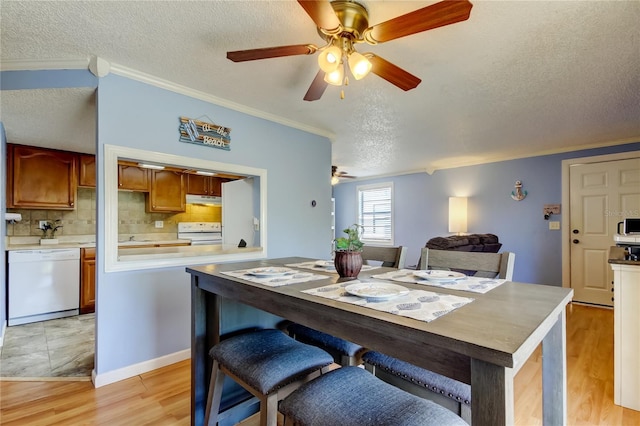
186;194;222;206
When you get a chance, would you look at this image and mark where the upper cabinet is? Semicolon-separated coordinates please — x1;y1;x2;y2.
7;144;78;210
78;154;96;188
186;174;223;196
146;169;185;212
118;161;150;191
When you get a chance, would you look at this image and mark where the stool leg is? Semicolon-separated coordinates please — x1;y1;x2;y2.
205;360;226;426
260;392;278;426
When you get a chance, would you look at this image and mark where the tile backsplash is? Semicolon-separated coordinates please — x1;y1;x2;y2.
6;188;221;237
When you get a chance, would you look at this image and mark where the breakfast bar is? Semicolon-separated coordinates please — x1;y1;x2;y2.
187;257;573;426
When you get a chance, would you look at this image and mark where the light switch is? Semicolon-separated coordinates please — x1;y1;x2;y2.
155;220;164;228
549;221;560;230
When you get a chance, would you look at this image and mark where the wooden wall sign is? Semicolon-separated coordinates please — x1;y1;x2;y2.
179;116;231;151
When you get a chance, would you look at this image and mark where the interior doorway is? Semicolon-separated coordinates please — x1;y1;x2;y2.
563;153;640;306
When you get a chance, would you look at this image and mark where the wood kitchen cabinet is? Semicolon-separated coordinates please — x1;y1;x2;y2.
186;174;223;196
80;247;96;314
6;144;78;209
78;154;96;188
118;161;150;191
146;169;186;212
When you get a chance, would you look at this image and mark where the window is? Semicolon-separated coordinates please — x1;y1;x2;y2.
104;144;267;272
357;182;393;245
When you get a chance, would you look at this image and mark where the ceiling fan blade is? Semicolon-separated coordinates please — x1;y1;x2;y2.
367;54;421;91
227;44;317;62
297;0;342;33
304;70;329;101
365;0;473;44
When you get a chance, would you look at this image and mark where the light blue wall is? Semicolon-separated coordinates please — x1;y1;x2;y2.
334;142;640;286
95;74;332;374
1;123;6;341
0;69;97;90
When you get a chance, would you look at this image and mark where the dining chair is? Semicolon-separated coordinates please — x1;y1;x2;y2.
362;248;516;424
362;245;407;268
279;366;468;426
287;245;407;366
419;247;515;279
204;329;333;426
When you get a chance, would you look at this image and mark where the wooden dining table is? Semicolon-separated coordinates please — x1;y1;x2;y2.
187;257;573;426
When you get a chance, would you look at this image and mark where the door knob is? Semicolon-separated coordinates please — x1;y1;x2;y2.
573;239;580;244
572;229;579;234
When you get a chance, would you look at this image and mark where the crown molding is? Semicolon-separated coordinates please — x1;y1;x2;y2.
108;62;334;140
428;136;640;173
1;57;334;140
0;58;89;71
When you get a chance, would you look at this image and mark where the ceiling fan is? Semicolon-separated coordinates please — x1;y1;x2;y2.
227;0;473;101
332;165;356;184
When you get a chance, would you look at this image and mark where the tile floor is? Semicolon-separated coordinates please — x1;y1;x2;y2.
0;314;94;378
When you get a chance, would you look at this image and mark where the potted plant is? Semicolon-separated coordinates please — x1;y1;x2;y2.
334;224;365;278
39;219;63;244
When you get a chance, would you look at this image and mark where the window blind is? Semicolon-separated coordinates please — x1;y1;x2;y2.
358;184;392;243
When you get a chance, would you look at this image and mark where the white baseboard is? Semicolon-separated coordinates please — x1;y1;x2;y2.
0;320;6;347
92;348;190;388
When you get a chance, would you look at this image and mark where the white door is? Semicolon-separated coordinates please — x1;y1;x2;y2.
569;158;640;306
222;178;255;247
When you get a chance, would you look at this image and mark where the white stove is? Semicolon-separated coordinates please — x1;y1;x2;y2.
178;222;222;245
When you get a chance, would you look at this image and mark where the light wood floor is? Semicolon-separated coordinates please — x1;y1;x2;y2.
1;304;639;425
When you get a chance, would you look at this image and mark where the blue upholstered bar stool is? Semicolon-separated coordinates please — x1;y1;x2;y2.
363;351;472;424
286;323;366;366
279;366;469;426
204;329;334;426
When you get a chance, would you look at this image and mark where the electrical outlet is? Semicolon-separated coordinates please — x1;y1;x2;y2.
155;220;164;228
549;221;560;230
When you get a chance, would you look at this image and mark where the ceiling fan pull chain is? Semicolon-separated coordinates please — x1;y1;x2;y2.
340;89;345;100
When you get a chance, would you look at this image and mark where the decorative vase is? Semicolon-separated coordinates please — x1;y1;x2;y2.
334;251;363;279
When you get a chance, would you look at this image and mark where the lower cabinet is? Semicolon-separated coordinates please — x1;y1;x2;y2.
80;248;96;314
611;262;640;411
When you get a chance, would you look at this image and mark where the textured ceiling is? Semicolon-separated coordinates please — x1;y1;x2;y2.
1;1;639;178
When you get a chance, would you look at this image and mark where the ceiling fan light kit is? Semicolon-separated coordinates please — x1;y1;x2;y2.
324;65;344;86
226;0;473;101
318;44;342;72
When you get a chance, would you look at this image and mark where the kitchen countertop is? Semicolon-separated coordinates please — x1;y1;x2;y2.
609;259;640;266
117;244;262;261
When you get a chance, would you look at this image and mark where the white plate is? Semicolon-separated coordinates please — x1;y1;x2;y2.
345;282;410;301
246;267;294;278
413;270;467;282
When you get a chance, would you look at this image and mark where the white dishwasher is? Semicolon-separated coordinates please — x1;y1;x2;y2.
8;248;80;326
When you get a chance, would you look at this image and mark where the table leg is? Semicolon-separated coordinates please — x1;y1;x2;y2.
542;311;567;425
471;358;514;425
191;275;206;426
191;276;221;426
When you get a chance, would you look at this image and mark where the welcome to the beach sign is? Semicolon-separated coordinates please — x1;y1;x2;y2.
179;116;231;151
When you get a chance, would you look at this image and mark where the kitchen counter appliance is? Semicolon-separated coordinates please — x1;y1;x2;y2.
178;222;222;245
8;248;80;326
615;218;640;260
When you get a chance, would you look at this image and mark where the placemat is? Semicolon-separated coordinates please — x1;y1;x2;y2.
371;269;507;294
302;281;473;323
221;268;328;287
286;260;382;273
